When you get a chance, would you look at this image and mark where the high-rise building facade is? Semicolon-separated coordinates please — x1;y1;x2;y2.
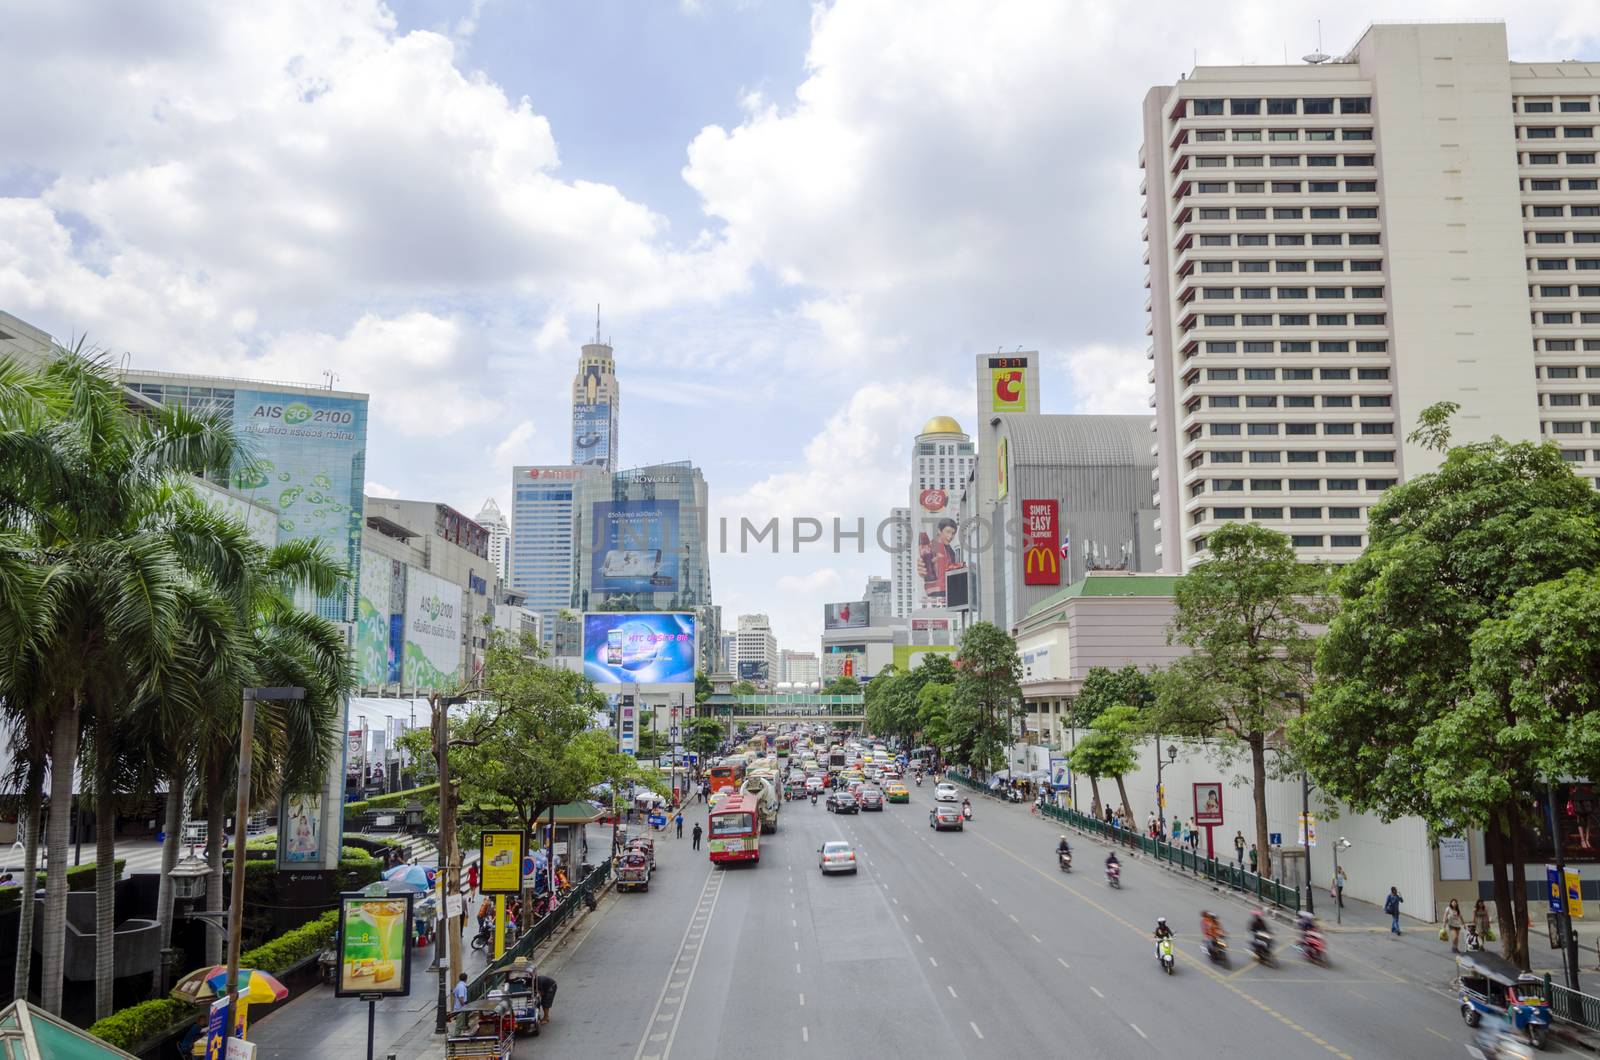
475;497;510;582
731;613;778;685
1143;22;1596;570
511;466;602;648
778;649;819;688
907;417;975;610
571;317;620;471
863;575;892;623
888;505;914;618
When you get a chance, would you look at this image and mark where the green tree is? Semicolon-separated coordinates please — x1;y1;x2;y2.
1069;705;1140;821
1072;665;1153;729
684;716;724;758
917;683;954;757
694;671;713;704
1292;422;1600;968
821;675;860;696
949;623;1022;774
732;680;758;696
1155;522;1330;878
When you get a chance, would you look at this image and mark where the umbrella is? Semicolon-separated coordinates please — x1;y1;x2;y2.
383;864;436;890
170;965;289;1005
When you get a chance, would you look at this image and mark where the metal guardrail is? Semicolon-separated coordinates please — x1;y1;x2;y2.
947;772;1300;913
466;856;613;1002
1548;975;1600;1033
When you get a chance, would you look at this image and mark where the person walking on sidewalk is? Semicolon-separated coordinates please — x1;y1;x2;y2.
674;811;684;838
1385;886;1404;934
1444;898;1465;952
1248;844;1259;874
1234;831;1246;867
1472;899;1491;944
692;822;703;851
453;973;469;1010
1333;866;1347;908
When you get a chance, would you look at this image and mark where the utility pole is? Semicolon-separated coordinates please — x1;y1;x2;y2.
226;687;303;1037
1547;781;1582;991
1302;771;1315;916
430;690;472;1033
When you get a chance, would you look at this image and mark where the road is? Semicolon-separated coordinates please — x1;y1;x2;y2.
467;792;1570;1059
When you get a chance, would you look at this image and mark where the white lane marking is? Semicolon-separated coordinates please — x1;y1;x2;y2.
901;914;908;922
1008;914;1019;924
892;897;899;905
970;1022;984;1040
974;883;983;890
1131;1023;1148;1040
1057;957;1070;969
796;963;802;973
947;985;959;999
794;940;799;950
1030;933;1041;943
632;873;724;1060
1090;986;1104;999
799;993;805;1006
792;919;797;928
960;871;969;878
802;1026;809;1043
929;956;939;968
915;933;924;944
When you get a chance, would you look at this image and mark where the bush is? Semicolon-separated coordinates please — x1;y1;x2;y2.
86;998;196;1051
239;909;338;974
0;859;127;913
344;782;439;818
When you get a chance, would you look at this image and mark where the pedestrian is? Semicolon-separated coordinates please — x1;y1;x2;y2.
1147;811;1158;836
674;811;684;839
1472;898;1491;942
1444;898;1465;952
1384;886;1404;934
453;972;469;1010
1234;830;1246;867
692;822;703;851
1333;866;1347;908
1170;817;1182;844
466;862;479;901
1248;843;1259;874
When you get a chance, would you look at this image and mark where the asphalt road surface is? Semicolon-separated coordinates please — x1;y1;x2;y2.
539;793;1567;1059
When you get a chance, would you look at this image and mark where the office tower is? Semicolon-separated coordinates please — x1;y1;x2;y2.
511;466;602;648
571;310;620;471
475;497;510;582
907;417;975;610
731;613;778;686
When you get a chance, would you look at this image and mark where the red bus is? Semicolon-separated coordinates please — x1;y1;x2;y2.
707;759;746;798
708;793;761;865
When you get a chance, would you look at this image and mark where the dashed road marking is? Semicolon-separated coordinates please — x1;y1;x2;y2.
970;1022;984;1040
915;933;924;944
1090;986;1104;999
929;956;938;968
802;1026;809;1043
1030;933;1042;943
798;992;805;1006
947;985;958;999
632;871;724;1060
1008;913;1019;923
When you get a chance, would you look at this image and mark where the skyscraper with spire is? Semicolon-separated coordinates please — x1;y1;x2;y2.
571;306;620;471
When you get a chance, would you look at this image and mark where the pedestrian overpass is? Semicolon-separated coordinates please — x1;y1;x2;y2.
700;693;865;726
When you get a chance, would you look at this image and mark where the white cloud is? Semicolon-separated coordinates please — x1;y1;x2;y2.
364;480;401;499
490;420;538;467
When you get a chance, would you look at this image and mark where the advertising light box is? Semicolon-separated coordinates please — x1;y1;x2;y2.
582;612;697;689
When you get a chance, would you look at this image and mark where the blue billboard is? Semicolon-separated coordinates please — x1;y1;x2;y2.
572;401;613;468
230;388;368;620
591;500;681;593
582;612;697;688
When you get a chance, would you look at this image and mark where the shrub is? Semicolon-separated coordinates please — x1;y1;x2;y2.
0;859;127;914
239;909;338;974
86;998;196;1051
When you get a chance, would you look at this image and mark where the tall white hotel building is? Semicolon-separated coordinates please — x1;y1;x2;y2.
1143;22;1600;570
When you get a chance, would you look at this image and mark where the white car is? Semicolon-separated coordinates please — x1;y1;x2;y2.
935;783;959;803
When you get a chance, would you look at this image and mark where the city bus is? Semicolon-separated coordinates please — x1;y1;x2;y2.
708;793;761;865
707;758;747;798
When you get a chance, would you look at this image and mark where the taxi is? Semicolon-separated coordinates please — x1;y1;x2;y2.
884;782;910;804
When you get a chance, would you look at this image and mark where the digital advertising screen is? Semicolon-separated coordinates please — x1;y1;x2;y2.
336;891;414;998
582;612;697;688
590;500;681;593
823;600;869;630
480;831;524;895
738;660;769;683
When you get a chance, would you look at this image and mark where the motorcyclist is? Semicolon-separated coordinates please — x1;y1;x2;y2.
1105;850;1120;871
1248;907;1272;956
1200;910;1222;942
961;797;972;818
1056;835;1072;857
1153;916;1174;959
1297;911;1323;954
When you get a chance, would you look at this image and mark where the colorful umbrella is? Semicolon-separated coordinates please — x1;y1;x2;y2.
383;864;437;890
170;965;288;1005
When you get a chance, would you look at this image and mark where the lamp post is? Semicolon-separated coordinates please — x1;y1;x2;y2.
226;686;304;1038
1154;737;1178;833
430;691;473;1034
161;852;213;995
1301;771;1315;916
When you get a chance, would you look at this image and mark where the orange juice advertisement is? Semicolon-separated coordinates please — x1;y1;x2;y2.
337;892;413;997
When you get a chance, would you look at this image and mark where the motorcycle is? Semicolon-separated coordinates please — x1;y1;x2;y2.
1058;850;1072;873
1155;937;1175;975
810;792;818;806
915;776;922;787
1298;930;1327;966
961;803;973;821
1205;934;1229;967
1106;863;1121;889
1251;929;1276;968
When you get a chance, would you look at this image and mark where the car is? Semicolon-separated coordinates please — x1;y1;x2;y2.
805;775;825;794
930;803;964;831
885;783;910;804
858;787;884;811
827;791;859;815
819;840;858;875
935;783;959;803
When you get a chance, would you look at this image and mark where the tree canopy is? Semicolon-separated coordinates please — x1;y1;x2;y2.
950;623;1022;773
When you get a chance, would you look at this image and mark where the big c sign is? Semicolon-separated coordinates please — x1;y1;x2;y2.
1021;499;1060;586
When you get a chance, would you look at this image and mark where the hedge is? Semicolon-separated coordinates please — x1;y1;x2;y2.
85;909;340;1051
0;859;127;914
344;782;439;818
86;998;196;1052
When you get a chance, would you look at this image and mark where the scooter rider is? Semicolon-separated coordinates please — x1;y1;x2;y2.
1201;910;1222;943
1153;916;1174;958
961;797;972;819
1057;835;1072;857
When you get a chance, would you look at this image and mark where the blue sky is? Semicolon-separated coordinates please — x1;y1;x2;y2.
3;0;1599;649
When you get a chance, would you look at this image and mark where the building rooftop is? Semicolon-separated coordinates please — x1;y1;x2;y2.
1024;572;1180;619
1001;414;1152;468
920;415;964;436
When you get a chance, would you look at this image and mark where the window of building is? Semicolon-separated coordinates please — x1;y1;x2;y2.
1203;287;1236;299
1288;449;1318;461
1343;154;1375;166
1274;207;1303;219
1525;101;1554;113
1356;340;1390;353
1354;313;1386;325
1213;507;1246;519
1562;101;1594;113
1286;422;1318;435
1249;450;1281;462
1309;180;1340;192
1357;367;1390;380
1324;395;1353;407
1290;479;1322;491
1196;156;1228;168
1548;366;1579;379
1575;206;1600;217
1537;258;1571;270
1207;341;1238;353
1270;96;1299;113
1531;179;1561;190
1530;153;1560;164
1326;450;1358;463
1271;181;1303;194
1248;423;1280;435
1359;395;1392;407
1199;208;1230;220
1310;207;1341;219
1307;129;1336;142
1241;313;1272;326
1243;341;1274;353
1211;423;1242;436
1252;479;1283;490
1545;312;1575;323
1200;234;1232;247
1240;261;1270;273
1527;127;1558;139
1366;478;1397;490
1244;367;1276;379
1325;422;1356;435
1352;288;1385;300
1193;99;1225;116
1331;535;1364;547
1197;181;1228;193
1285;395;1316;408
1314;262;1345;275
1233;155;1264;167
1304;98;1334;115
1246;395;1278;407
1252;507;1284;518
1236;182;1265;193
1551;421;1584;434
1202;261;1233;272
1291;506;1322;519
1307;155;1338;167
1549;393;1582;406
1278;286;1308;298
1211;478;1245;490
1320;368;1351;379
1195;130;1226;142
1542;284;1573;295
1312;233;1343;246
1206;368;1238;380
1211;450;1243;462
1546;340;1577;352
1237;207;1267;219
1340;98;1372;114
1327;478;1359;491
1283;368;1314;380
1573;179;1600;190
1231;98;1261;115
1533;206;1566;218
1578;233;1600;244
1208;395;1240;407
1317;314;1349;325
1269;131;1298;142
1361;422;1395;435
1351;259;1382;271
1342;128;1373;140
1280;314;1311;325
1349;233;1381;245
1271;154;1301;166
1238;234;1270;246
1579;258;1600;269
1316;285;1347;296
1537;232;1568;243
1346;181;1377;192
1567;127;1596;138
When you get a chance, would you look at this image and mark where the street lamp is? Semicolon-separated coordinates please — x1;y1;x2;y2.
160;852;214;995
1154;736;1178;832
225;686;304;1038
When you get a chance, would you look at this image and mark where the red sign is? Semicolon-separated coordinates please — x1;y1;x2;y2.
1021;499;1060;586
919;488;947;513
526;468;582;480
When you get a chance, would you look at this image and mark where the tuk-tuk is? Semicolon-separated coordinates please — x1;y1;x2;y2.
484;958;543;1036
626;835;656;870
1457;951;1551;1049
617;850;651;892
446;997;515;1059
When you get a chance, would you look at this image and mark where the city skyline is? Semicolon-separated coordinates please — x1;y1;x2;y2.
5;2;1600;649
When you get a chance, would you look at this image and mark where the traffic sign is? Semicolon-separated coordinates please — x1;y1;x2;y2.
1268;832;1282;846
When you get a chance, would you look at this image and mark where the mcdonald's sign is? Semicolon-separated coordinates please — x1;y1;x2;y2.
1021;499;1061;586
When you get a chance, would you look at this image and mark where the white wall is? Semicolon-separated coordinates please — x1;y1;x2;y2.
1064;736;1437;918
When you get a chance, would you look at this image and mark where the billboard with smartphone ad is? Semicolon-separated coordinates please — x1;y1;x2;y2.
582;612;697;688
591;500;681;593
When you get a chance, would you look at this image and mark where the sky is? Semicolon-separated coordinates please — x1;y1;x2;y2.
3;0;1599;651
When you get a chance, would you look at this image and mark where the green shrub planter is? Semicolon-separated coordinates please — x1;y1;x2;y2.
0;860;127;914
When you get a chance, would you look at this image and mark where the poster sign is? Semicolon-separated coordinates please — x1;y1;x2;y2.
1193;782;1223;826
1021;499;1061;586
582;612;697;688
226;1040;256;1060
823;601;869;630
572;401;614;468
1297;812;1317;847
1548;865;1584;918
1049;757;1069;792
203;996;229;1060
480;831;524;895
335;891;414;998
997;436;1009;500
277;792;323;867
590;499;681;592
991;362;1027;412
403;568;463;690
1438;836;1472;881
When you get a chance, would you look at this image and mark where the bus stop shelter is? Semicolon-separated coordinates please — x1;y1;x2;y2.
0;1000;140;1058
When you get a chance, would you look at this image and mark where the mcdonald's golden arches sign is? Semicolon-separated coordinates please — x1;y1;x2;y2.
1022;499;1060;586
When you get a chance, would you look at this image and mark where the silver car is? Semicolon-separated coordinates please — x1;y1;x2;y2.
935;783;958;803
819;840;858;874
